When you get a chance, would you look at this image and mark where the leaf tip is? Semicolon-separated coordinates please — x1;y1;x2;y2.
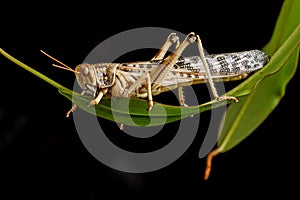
204;148;220;180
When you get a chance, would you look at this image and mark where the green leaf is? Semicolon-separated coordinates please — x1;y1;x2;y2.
204;0;300;180
218;32;300;152
58;88;229;127
217;0;300;153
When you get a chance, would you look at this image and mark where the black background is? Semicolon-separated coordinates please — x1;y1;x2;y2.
1;0;299;199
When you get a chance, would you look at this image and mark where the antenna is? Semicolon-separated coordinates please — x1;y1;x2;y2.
40;50;79;74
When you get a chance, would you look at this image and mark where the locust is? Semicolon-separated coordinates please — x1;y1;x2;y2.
41;32;269;120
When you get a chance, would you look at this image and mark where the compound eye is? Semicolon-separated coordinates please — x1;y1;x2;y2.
83;66;89;75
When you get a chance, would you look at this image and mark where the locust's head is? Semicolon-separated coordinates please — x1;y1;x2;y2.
40;50;118;97
75;63;118;97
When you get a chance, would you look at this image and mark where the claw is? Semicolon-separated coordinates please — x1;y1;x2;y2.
88;100;97;107
66;104;78;117
147;101;153;111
